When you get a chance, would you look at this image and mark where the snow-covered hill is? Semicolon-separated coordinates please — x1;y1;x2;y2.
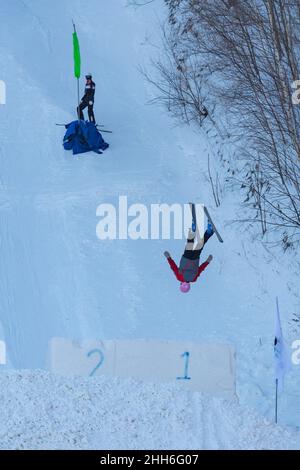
0;0;299;448
1;370;300;450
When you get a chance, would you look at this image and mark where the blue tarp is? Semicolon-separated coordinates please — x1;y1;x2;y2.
63;120;109;155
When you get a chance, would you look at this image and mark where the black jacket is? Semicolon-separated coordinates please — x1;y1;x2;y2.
82;80;96;103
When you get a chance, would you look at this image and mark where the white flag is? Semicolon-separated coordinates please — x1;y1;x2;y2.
274;297;290;391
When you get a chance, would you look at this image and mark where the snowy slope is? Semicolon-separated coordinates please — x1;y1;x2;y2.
0;370;300;450
0;0;299;442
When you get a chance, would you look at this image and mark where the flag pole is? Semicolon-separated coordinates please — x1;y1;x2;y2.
275;297;279;425
275;378;278;423
77;77;80;121
276;296;279;320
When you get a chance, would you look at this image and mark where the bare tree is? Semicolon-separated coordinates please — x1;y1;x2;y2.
147;0;300;248
207;154;221;208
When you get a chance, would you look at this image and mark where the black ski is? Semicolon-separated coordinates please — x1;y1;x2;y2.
188;202;203;243
56;123;112;133
96;125;113;134
189;202;197;232
204;206;224;243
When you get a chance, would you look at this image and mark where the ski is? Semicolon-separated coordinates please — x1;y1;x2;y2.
96;125;113;134
97;129;113;134
188;202;202;242
204;206;224;243
56;123;112;133
189;202;197;232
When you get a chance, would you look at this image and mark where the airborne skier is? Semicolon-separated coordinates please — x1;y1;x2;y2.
77;73;96;123
164;221;214;293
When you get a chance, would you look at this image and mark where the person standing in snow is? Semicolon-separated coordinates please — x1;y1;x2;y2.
77;73;96;123
164;222;214;293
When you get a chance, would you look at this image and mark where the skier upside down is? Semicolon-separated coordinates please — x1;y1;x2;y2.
164;222;214;293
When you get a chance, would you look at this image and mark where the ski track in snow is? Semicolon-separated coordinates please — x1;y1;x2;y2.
0;371;299;450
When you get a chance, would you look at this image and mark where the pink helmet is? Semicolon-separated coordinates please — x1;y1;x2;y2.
180;282;190;293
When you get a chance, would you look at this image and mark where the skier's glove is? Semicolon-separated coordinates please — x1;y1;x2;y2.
89;101;93;106
207;255;213;263
164;251;171;259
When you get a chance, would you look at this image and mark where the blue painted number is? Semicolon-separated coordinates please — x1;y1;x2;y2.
87;348;104;377
177;351;191;380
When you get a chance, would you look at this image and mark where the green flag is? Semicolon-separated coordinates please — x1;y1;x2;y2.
73;27;81;79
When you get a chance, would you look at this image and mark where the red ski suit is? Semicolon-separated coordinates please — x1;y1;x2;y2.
167;257;209;283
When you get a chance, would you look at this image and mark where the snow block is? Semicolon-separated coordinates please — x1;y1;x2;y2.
48;338;115;377
0;80;6;105
0;340;6;365
48;338;236;398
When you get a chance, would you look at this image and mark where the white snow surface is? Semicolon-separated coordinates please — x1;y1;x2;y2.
0;370;299;450
0;0;299;449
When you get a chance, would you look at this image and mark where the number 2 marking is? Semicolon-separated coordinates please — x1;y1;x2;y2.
87;348;104;377
177;351;191;380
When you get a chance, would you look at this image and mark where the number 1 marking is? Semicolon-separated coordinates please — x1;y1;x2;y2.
177;351;191;380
